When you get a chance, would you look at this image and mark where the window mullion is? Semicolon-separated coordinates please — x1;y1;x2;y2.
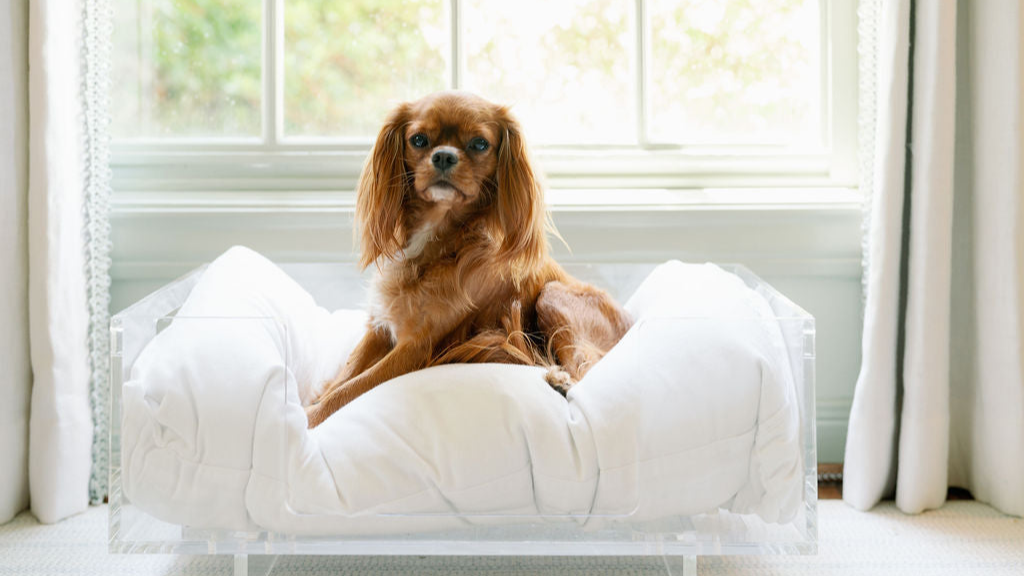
819;0;830;151
450;0;462;89
262;0;281;146
635;0;649;147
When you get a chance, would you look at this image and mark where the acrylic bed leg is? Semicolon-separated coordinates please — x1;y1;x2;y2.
233;554;277;576
663;555;698;575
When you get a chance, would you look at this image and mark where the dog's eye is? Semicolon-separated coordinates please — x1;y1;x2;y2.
469;137;490;152
410;134;429;148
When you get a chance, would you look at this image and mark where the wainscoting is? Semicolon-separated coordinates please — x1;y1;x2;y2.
109;188;863;461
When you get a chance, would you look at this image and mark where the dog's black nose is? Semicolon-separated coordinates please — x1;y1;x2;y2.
431;150;458;171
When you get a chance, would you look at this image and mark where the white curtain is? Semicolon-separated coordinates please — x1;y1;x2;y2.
845;0;1024;516
0;0;111;525
26;0;95;524
0;0;31;525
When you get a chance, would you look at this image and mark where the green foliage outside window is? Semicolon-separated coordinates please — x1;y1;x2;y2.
112;0;817;145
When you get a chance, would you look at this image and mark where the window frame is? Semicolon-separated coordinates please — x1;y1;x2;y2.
110;0;859;195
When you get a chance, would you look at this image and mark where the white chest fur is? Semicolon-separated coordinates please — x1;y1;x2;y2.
366;265;399;343
366;220;438;343
403;220;439;260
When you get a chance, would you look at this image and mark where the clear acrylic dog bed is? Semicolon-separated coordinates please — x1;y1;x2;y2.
108;261;816;575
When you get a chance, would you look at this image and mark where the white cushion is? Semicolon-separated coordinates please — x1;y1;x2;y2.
121;246;802;534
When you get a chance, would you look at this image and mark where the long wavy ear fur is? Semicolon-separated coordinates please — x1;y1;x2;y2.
356;103;410;269
493;108;551;278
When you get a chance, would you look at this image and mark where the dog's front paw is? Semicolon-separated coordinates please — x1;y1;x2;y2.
545;367;575;397
305;403;326;429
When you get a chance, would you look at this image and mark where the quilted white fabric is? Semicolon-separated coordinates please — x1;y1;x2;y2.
121;247;802;535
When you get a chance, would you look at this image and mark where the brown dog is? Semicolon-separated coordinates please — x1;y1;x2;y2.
306;91;632;428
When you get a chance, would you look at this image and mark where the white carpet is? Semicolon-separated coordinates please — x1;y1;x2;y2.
1;501;1021;575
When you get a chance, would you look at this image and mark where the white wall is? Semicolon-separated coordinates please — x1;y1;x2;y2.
109;189;863;462
0;0;31;523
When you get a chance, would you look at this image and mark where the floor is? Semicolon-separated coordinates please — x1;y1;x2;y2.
2;495;1022;575
817;464;844;500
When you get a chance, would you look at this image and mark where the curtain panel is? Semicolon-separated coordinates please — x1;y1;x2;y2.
0;0;112;524
845;0;1024;516
27;0;94;524
0;0;31;525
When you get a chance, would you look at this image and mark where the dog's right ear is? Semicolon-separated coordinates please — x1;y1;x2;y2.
356;103;411;269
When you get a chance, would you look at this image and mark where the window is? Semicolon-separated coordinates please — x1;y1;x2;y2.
110;0;857;193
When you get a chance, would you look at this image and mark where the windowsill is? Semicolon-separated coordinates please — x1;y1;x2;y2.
111;187;862;214
547;188;862;210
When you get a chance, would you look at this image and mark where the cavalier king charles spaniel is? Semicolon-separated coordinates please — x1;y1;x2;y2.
305;91;632;428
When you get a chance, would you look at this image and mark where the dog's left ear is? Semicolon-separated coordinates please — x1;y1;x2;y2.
493;107;550;277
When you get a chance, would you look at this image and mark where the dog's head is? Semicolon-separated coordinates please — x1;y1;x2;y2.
356;91;547;271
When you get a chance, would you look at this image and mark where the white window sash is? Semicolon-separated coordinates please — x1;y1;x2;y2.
111;0;858;192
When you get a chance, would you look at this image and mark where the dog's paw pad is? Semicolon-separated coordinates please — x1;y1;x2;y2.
545;367;575;396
